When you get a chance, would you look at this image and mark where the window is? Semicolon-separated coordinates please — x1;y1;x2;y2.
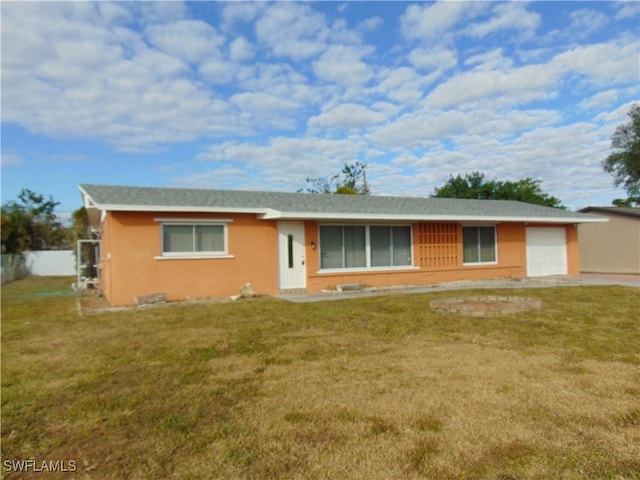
287;234;294;268
319;225;412;270
370;226;412;267
162;224;226;256
319;226;366;269
463;226;496;264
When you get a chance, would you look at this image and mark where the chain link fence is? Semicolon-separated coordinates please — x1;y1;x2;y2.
1;254;28;285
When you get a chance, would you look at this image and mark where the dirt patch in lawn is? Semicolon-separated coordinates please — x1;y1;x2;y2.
430;295;542;317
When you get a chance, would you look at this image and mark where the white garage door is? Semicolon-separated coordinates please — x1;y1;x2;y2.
526;227;567;277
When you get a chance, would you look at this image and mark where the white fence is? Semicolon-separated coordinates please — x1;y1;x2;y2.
23;250;75;276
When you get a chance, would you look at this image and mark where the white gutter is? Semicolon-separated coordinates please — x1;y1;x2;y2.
92;204;271;215
259;211;609;224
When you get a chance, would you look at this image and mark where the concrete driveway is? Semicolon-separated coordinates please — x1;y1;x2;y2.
570;273;639;287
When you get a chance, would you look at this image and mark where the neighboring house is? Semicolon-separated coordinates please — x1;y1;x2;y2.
578;206;640;274
79;184;606;306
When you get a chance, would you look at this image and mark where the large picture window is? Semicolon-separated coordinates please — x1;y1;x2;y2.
319;225;412;270
162;224;226;256
462;226;496;264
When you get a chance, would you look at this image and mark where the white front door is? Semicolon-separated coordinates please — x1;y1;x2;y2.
278;222;306;290
526;227;568;277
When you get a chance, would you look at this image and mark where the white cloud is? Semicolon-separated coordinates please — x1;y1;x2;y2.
466;109;561;138
464;2;540;39
237;63;318;105
230;92;299;115
313;45;373;88
371;101;403;118
329;18;363;46
1;154;23;166
368;110;464;147
135;2;188;25
199;137;362;163
615;1;640;20
580;90;619;110
369;107;560;150
173;166;250;190
0;2;253;151
1;2;118;73
567;9;610;38
229;36;254;62
400;2;485;40
594;101;638;125
308;103;387;129
464;48;513;71
48;154;88;162
96;2;134;25
408;47;457;73
255;3;328;60
550;40;640;86
424;63;556;110
424;37;638;110
195;137;366;189
199;60;237;84
374;66;426;103
495;123;610;202
358;16;383;33
370;119;615;207
145;19;224;64
220;2;267;28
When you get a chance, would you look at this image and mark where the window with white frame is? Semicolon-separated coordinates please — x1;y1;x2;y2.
319;225;412;270
162;223;227;256
462;226;496;264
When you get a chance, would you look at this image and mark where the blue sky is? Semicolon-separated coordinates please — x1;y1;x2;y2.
2;1;639;216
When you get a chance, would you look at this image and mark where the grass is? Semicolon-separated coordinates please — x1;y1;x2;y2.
1;276;639;479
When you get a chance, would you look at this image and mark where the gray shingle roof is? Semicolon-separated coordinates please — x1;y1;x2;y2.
579;206;640;219
79;184;604;223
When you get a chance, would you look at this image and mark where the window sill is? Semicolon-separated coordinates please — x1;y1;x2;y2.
462;261;498;267
317;266;419;274
154;255;235;260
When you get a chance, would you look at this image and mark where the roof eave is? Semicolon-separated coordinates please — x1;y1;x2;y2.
260;211;609;223
90;204;272;215
579;207;640;220
78;185;103;229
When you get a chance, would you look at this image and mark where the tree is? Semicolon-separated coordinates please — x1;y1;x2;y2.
0;189;68;253
603;103;640;204
339;162;370;195
432;171;565;208
612;197;640;207
70;207;91;241
302;161;370;195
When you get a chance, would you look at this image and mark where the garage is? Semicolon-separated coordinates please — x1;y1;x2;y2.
526;227;568;277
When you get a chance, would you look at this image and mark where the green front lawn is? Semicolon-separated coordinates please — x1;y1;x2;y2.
2;277;639;479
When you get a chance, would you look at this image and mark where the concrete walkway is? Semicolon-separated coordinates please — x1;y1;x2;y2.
278;273;639;303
